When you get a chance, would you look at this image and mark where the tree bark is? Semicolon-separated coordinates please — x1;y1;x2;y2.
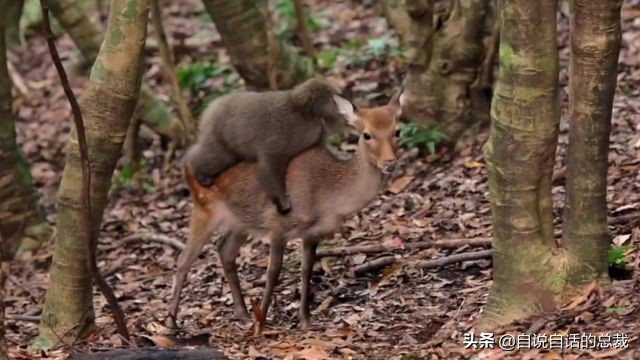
48;0;185;146
379;0;411;48
480;0;561;329
35;0;149;348
402;0;490;145
201;0;313;89
0;0;51;260
562;0;622;285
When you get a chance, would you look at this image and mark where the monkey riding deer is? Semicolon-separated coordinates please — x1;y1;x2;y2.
168;91;404;333
185;77;353;215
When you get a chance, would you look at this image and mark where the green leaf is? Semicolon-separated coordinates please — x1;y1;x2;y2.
608;245;632;266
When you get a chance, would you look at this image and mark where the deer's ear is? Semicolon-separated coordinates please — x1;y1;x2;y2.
388;89;405;118
333;95;359;127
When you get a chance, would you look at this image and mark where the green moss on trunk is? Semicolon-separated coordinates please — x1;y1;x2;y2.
36;0;150;348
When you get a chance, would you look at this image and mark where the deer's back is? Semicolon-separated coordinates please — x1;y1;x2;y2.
191;146;365;239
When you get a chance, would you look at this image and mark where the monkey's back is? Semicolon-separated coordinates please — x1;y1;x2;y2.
197;91;325;159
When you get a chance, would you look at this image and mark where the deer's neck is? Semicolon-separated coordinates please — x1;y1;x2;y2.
328;150;384;214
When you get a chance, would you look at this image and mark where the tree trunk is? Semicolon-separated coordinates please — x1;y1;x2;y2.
48;0;185;146
479;0;623;330
5;0;24;48
0;243;6;360
562;0;622;285
480;0;561;329
201;0;313;89
0;0;51;260
379;0;411;48
35;0;150;348
402;0;490;145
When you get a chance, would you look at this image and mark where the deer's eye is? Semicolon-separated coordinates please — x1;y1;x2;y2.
363;132;372;141
394;129;401;137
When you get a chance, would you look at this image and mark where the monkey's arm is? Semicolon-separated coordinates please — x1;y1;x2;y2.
255;154;292;215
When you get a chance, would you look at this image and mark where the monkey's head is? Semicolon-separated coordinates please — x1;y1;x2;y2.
290;77;355;132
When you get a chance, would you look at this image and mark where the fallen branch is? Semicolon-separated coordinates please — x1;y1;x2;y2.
5;315;40;323
317;237;491;258
40;0;130;341
411;249;492;269
354;255;399;275
121;233;186;251
355;250;492;275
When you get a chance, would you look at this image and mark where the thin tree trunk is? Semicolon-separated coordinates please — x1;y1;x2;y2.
201;0;313;89
292;0;315;59
402;0;490;145
0;0;51;260
5;0;24;48
150;0;194;139
479;0;561;329
0;8;10;356
48;0;185;146
35;0;149;348
562;0;622;285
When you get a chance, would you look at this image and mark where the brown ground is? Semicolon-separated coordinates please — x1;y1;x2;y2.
5;1;640;359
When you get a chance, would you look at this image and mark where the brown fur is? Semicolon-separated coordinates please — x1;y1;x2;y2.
168;93;403;332
184;77;353;214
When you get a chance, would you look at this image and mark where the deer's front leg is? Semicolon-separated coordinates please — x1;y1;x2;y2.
300;237;319;330
258;236;286;333
218;231;249;319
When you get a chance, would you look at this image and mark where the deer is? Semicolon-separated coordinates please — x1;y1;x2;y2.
167;90;404;333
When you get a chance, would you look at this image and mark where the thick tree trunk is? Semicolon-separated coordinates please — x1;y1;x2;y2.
562;0;622;285
402;0;490;144
0;0;51;260
35;0;149;348
480;0;561;329
479;0;623;330
201;0;313;89
48;0;185;146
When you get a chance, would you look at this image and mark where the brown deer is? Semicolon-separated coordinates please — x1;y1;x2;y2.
167;91;404;332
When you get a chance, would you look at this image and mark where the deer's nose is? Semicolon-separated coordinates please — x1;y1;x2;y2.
383;159;397;173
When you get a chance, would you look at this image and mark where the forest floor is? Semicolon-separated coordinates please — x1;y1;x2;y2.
5;0;640;359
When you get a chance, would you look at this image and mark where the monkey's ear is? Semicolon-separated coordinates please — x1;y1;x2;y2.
333;95;359;127
388;89;405;118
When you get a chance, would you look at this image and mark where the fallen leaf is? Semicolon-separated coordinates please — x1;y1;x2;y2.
139;334;177;348
295;346;332;360
387;176;414;194
561;280;597;310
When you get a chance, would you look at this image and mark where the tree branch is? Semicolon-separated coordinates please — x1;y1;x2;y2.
39;0;130;341
317;237;491;258
355;250;493;274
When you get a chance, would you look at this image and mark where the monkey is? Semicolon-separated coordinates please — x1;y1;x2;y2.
184;77;356;215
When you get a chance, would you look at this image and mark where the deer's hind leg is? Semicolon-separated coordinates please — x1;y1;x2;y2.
167;204;215;329
217;231;250;319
